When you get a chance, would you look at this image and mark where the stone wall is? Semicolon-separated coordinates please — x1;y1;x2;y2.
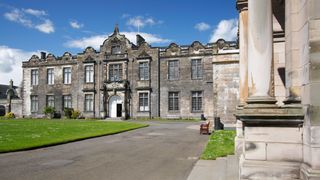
159;55;214;119
212;53;239;124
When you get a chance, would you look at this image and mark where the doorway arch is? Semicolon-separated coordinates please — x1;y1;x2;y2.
108;96;123;118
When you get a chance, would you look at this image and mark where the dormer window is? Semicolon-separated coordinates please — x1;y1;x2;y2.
111;45;121;54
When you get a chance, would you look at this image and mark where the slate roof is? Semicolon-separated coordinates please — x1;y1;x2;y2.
0;84;19;99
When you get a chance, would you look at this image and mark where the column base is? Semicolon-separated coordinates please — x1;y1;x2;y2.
247;96;277;104
300;163;320;180
284;97;301;105
240;159;301;180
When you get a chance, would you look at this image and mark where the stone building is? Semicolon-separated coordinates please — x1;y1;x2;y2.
235;0;320;179
0;81;23;117
21;26;239;123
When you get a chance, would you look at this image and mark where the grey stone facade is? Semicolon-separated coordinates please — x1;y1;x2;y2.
21;26;239;122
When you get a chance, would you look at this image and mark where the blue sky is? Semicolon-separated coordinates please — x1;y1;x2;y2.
0;0;238;85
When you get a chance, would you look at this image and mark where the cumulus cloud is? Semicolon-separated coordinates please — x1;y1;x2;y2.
65;32;170;49
35;19;54;33
23;8;47;17
4;9;32;27
70;20;84;29
194;22;210;31
3;8;54;34
126;16;162;30
0;46;40;85
210;18;238;42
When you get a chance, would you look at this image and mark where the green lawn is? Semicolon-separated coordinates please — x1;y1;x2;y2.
201;130;236;160
0;119;147;153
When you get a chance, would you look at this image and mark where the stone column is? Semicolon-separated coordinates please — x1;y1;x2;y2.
247;0;275;103
283;0;301;104
235;0;248;155
238;0;248;106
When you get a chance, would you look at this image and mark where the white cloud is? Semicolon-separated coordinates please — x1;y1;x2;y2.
126;16;161;29
210;18;238;42
0;46;40;85
70;20;83;29
65;32;170;49
23;8;47;17
3;8;54;34
194;22;211;31
4;9;32;27
35;19;54;34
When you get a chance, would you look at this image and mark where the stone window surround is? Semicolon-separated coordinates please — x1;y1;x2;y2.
62;66;72;85
30;68;39;86
167;59;180;81
46;67;55;85
137;90;150;112
107;62;124;82
46;94;55;108
30;95;38;113
63;94;72;109
84;63;94;83
191;90;203;112
137;59;150;81
84;93;94;112
190;58;203;80
168;91;180;112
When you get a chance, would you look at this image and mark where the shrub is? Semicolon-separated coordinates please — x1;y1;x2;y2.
64;108;73;118
71;110;81;119
4;112;15;119
43;106;55;119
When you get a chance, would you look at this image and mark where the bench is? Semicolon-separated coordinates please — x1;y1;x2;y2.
200;121;211;135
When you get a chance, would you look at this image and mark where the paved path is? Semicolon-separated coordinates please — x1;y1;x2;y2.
187;155;239;180
0;121;208;180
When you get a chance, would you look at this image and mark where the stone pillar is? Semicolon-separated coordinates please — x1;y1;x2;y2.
247;0;275;103
235;0;248;155
238;0;248;106
236;1;305;179
283;0;301;104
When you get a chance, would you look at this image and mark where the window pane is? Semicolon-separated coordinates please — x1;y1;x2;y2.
31;95;38;112
192;91;202;111
168;92;179;110
85;65;94;83
111;45;121;54
109;64;123;81
192;59;202;79
85;94;94;111
64;67;71;84
47;69;54;85
31;70;39;85
139;93;149;111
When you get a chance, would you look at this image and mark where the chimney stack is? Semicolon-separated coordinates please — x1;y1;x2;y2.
136;34;146;46
41;52;46;60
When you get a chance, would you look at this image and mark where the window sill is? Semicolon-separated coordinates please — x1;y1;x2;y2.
63;83;72;85
191;110;203;113
168;110;180;113
137;111;150;113
85;82;94;84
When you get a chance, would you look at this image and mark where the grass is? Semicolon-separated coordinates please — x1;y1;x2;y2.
0;119;147;153
201;130;236;160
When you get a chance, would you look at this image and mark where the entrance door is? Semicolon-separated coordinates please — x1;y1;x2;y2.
117;104;122;117
109;96;123;118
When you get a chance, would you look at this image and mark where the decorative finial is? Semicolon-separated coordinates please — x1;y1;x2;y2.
114;24;119;34
9;79;13;88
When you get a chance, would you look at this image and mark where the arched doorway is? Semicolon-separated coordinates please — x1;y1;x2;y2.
108;96;123;118
0;105;5;116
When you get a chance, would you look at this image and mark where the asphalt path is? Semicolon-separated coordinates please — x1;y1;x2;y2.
0;121;209;180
